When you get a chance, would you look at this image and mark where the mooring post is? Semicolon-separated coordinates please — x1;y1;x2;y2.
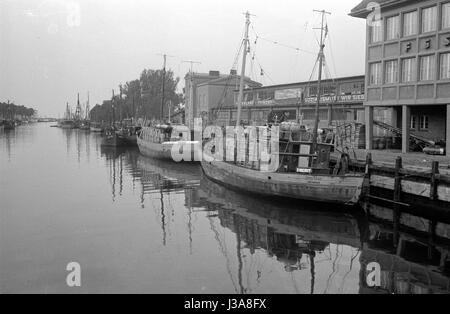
430;161;439;201
361;152;372;211
428;219;437;261
393;156;403;248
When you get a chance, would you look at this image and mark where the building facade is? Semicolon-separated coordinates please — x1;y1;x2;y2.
184;70;260;129
351;0;450;155
211;75;366;129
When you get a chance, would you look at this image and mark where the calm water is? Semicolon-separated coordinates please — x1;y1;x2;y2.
1;123;449;294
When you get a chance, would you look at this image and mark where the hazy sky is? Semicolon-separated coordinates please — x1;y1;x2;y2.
0;0;366;117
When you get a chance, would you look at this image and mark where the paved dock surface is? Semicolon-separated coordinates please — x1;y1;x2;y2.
335;149;450;174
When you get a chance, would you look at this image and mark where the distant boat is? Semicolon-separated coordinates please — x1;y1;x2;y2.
59;120;76;129
101;128;126;147
2;120;16;130
79;121;90;130
90;122;104;133
137;124;199;161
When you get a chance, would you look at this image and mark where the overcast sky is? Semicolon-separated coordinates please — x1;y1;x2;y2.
0;0;366;117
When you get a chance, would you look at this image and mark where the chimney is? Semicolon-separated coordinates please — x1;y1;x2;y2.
209;70;220;77
230;69;237;75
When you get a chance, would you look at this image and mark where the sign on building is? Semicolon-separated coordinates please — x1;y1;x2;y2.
275;88;303;100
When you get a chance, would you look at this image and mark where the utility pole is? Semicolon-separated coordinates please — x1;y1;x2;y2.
236;11;252;128
311;9;331;152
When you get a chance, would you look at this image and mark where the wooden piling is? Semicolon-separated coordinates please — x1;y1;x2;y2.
430;161;439;201
393;157;402;247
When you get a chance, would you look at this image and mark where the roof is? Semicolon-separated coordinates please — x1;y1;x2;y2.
349;0;418;18
240;75;365;92
197;75;261;88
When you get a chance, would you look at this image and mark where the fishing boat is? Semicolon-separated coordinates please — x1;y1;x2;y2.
200;11;365;205
101;90;127;147
117;125;141;146
79;121;90;130
90;122;104;133
101;127;126;147
59;119;76;129
137;123;199;160
2;120;15;130
137;55;200;161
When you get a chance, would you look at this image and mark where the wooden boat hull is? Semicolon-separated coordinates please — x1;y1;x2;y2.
90;127;103;133
137;136;200;161
3;121;16;130
201;160;364;205
118;134;137;146
137;136;173;160
101;133;126;147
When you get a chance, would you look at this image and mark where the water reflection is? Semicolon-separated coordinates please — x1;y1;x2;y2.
1;124;449;294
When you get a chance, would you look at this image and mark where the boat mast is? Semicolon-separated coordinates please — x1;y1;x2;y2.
76;93;81;121
236;11;251;128
311;9;331;152
168;100;171;124
111;89;115;128
86;92;90;121
161;54;167;123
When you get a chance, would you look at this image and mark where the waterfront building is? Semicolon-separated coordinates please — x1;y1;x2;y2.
184;70;261;129
350;0;450;155
211;75;366;129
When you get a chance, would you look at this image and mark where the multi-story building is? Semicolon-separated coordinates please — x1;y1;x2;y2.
350;0;450;155
212;75;366;128
184;70;260;129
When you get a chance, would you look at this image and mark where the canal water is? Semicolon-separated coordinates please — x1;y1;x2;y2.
1;123;449;294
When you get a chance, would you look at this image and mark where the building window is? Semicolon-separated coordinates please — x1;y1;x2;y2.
369;62;382;85
419;115;429;130
419;55;435;81
371;22;383;43
440;53;450;79
422;6;437;33
385;60;398;84
410;115;417;129
403;11;418;36
386;15;400;40
402;58;416;82
443;3;450;29
322;84;336;96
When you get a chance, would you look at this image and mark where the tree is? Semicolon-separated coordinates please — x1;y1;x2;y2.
90;68;182;123
0;102;36;119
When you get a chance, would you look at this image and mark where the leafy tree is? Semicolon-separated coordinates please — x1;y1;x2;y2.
0;102;36;119
90;68;183;123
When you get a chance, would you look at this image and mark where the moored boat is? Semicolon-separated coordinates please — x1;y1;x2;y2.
200;11;365;206
101;128;126;147
79;121;90;130
90;122;104;133
2;120;16;130
117;125;142;146
59;119;76;129
137;124;199;161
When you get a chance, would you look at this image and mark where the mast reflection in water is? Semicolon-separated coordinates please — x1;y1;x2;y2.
1;123;449;294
